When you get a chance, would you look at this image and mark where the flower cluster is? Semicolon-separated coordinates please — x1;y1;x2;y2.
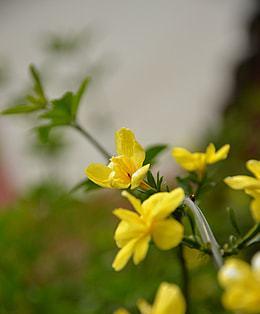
172;143;230;178
218;252;260;313
84;127;260;314
86;128;150;189
112;188;184;271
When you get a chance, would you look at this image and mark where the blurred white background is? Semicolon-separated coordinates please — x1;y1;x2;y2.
0;0;255;189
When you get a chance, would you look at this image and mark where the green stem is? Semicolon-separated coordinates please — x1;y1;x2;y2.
236;223;260;249
72;123;111;160
177;244;191;314
184;197;223;269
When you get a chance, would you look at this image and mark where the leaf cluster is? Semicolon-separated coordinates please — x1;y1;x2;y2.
1;64;91;148
1;65;90;125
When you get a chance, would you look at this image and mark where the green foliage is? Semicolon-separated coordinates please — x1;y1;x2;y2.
146;171;165;192
29;64;48;104
70;178;101;194
1;65;47;115
44;31;87;54
1;64;90;128
144;144;167;165
1;102;44;114
30;126;67;156
40;77;90;126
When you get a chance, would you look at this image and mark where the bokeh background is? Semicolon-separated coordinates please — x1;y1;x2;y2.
0;0;259;313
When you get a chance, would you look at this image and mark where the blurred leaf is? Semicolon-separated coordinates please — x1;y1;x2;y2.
44;31;87;54
70;178;101;193
144;144;167;165
29;64;47;103
41;77;90;126
71;77;91;119
31;125;67;156
41;92;74;125
1;103;44;115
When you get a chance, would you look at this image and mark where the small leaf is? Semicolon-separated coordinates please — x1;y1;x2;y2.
70;178;101;193
41;92;74;125
146;171;156;188
71;77;91;119
144;144;167;165
227;207;241;236
29;64;47;102
1;103;44;115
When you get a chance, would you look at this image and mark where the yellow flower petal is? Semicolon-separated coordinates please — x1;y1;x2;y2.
113;209;143;225
152;219;184;250
142;188;184;220
114;221;144;248
222;286;260;313
112;239;137;271
172;147;201;171
206;144;230;164
221;286;246;312
152;282;186;314
122;191;143;214
224;176;260;190
115;128;145;167
110;156;135;177
247;160;260;179
137;299;152;314
131;164;150;189
218;258;252;288
250;198;260;222
133;236;150;265
245;189;260;198
85;163;112;188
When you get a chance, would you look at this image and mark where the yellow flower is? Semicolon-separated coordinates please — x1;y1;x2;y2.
224;160;260;222
85;128;150;189
218;252;260;313
112;188;184;271
114;309;130;314
114;282;186;314
172;143;230;177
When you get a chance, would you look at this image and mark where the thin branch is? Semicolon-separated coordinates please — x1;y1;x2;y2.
72;123;111;160
177;244;191;314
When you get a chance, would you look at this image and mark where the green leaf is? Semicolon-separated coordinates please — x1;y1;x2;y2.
144;144;167;165
1;103;44;115
71;77;91;119
70;178;101;193
41;92;74;125
29;64;47;102
41;77;91;126
146;170;156;188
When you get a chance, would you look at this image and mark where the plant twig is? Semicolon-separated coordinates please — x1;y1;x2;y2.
236;223;260;249
72;123;111;160
177;244;191;314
